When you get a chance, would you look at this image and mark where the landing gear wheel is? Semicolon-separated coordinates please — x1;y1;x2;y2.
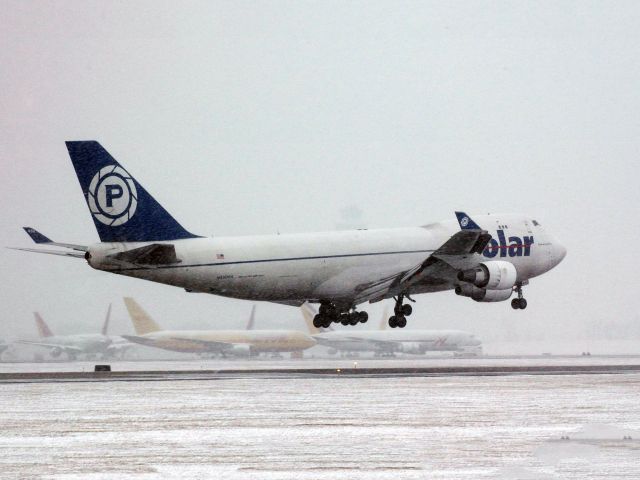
349;313;359;326
358;311;368;323
512;283;527;310
388;316;397;328
396;316;407;328
340;315;350;326
401;304;413;316
313;314;324;327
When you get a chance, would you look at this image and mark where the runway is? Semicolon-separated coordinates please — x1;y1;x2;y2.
2;363;640;384
1;357;639;478
1;369;639;479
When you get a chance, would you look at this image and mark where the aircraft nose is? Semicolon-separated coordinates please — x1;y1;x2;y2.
555;243;567;264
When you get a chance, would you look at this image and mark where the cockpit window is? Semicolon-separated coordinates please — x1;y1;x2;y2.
532;220;540;226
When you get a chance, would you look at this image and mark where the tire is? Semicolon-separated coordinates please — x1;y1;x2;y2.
401;304;413;316
511;298;520;310
388;316;397;328
340;316;350;326
519;298;527;309
313;314;323;328
397;316;407;328
349;314;359;326
358;311;368;323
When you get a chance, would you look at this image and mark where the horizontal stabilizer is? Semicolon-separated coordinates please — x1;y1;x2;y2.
7;247;85;258
109;244;181;265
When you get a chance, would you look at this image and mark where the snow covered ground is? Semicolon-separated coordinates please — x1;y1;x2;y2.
1;372;639;479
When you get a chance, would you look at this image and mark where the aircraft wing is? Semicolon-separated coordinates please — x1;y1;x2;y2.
353;212;492;304
121;335;233;352
167;337;234;352
341;336;400;350
16;340;84;354
313;336;399;352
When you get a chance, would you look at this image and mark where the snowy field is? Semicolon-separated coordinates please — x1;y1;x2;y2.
1;372;639;479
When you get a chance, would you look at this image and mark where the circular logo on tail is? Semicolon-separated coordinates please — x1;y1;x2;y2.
87;165;138;226
460;217;469;227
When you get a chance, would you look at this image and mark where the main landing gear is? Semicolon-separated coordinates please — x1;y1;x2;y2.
313;302;369;329
511;283;528;310
388;294;414;328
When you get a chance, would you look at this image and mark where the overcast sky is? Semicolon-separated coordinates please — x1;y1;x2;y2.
1;1;638;342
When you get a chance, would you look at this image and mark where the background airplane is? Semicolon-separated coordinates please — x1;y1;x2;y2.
301;303;482;356
17;306;131;360
122;297;316;357
12;141;566;330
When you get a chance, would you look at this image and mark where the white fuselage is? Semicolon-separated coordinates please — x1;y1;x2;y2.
314;329;481;354
87;214;565;308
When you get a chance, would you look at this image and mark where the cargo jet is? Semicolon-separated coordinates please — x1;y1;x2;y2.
18;306;130;360
301;303;482;356
121;297;316;356
12;142;566;329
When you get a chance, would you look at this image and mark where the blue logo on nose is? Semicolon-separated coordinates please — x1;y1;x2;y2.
483;230;534;258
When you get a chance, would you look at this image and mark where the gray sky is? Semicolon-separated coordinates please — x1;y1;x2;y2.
1;1;639;341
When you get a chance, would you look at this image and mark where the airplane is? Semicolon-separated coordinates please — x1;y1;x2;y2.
121;297;316;356
301;303;482;356
11;141;566;329
17;306;131;360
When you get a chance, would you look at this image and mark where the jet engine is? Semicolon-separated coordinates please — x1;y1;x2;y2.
457;261;517;290
228;344;252;357
455;284;513;302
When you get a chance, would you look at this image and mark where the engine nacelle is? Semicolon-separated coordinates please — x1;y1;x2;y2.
228;344;252;357
457;261;517;290
455;284;513;302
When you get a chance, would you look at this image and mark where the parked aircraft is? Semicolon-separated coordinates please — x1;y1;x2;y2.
12;142;566;329
17;306;130;360
121;297;316;356
301;303;482;356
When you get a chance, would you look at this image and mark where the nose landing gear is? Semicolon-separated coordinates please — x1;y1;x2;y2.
511;283;527;310
388;294;414;328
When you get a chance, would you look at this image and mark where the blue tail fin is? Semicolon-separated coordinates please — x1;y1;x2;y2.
65;141;199;242
454;211;482;230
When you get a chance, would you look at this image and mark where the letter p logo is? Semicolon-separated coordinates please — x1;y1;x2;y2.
105;184;123;207
87;165;138;226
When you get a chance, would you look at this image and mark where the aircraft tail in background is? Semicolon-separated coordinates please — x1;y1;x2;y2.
123;297;162;335
246;305;257;330
34;312;54;338
101;304;112;336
